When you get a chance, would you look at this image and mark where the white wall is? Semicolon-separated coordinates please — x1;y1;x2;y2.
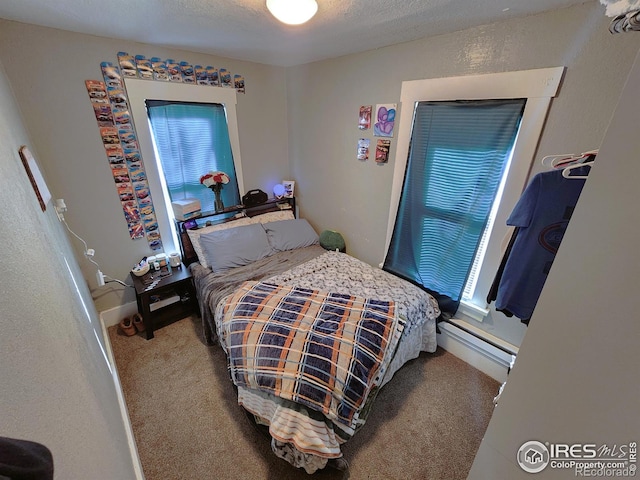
285;2;640;346
0;3;638;346
0;20;290;312
468;44;640;480
0;3;636;476
0;60;137;479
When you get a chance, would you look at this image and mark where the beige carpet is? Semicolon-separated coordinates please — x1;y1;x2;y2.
108;315;499;480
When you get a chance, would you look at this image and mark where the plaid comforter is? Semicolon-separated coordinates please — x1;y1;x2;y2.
222;281;405;432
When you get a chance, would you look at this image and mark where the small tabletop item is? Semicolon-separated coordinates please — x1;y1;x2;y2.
131;257;150;277
319;230;346;252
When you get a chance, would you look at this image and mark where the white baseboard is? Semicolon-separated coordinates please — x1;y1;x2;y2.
437;320;516;383
99;305;145;480
100;300;139;328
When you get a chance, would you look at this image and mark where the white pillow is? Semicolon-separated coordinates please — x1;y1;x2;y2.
246;210;295;225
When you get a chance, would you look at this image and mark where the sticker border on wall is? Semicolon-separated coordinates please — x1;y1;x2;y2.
86;52;248;251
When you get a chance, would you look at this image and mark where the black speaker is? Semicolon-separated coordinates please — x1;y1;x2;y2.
242;189;268;207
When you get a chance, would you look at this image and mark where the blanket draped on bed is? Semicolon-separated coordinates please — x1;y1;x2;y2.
190;248;440;473
190;246;326;344
222;281;405;433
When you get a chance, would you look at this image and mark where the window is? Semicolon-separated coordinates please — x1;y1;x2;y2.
125;79;244;253
383;68;564;321
384;99;525;315
146;100;241;212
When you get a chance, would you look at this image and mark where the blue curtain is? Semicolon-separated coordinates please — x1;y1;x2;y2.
383;99;525;315
146;100;240;213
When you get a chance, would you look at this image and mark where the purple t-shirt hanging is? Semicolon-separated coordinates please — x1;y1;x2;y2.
495;169;586;320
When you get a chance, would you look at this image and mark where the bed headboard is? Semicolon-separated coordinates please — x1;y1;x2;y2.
177;197;296;266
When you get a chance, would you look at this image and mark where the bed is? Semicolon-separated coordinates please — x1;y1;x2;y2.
180;206;440;473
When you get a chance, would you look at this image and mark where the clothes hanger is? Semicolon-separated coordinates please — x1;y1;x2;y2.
562;159;595;179
553;149;598;169
541;149;599;169
541;153;576;168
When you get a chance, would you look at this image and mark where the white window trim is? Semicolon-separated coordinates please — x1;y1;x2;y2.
383;67;565;319
125;78;245;254
457;300;491;323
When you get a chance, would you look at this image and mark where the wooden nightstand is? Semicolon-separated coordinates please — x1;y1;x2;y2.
130;265;198;339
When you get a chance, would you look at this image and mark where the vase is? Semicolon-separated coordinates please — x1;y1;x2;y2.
213;188;224;213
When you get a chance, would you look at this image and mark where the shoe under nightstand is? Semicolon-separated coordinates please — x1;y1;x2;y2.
130;265;199;339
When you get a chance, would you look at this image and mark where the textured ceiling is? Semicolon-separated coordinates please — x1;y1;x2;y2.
0;0;595;66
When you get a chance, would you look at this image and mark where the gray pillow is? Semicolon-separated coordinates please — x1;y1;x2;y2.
263;219;319;252
199;223;274;272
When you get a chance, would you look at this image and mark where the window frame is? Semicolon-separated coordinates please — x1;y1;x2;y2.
125;78;245;253
384;67;565;320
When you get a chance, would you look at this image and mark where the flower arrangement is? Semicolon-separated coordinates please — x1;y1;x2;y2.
200;170;230;212
200;171;230;191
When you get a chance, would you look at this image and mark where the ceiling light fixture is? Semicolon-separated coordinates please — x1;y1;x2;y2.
266;0;318;25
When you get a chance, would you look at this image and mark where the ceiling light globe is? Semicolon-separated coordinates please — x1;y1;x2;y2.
266;0;318;25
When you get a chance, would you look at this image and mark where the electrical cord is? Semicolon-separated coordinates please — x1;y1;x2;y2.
61;216;133;289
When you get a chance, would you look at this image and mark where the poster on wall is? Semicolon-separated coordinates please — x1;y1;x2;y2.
357;138;370;161
118;127;138;150
151;57;169;81
167;59;183;82
92;102;114;127
117;52;137;78
108;88;128;110
358;105;372;130
207;66;220;86
101;62;123;89
234;74;245;93
196;65;209;85
219;68;232;87
100;126;119;145
135;55;154;80
375;139;391;164
86;80;108;103
374;104;397;137
180;61;196;83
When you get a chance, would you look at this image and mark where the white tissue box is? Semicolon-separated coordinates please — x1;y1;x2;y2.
172;199;201;220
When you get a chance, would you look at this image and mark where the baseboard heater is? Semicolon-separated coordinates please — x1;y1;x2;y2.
437;319;518;383
444;319;518;355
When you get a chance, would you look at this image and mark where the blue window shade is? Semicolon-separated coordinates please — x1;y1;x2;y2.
383;99;525;315
146;100;240;213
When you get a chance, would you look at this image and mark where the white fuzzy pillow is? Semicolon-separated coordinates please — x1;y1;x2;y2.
246;210;295;225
